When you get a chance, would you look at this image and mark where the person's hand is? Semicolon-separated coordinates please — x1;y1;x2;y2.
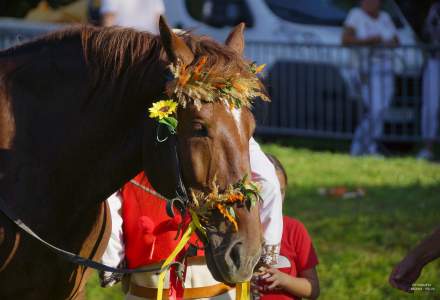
366;35;383;45
389;254;424;292
383;37;399;47
254;267;288;292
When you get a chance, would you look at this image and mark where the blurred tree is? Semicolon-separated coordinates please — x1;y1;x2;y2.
0;0;39;17
395;0;436;40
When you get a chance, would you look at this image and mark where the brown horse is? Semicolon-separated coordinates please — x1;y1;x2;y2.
0;18;263;299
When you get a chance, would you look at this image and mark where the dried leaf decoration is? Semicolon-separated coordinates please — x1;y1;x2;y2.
190;175;261;232
165;57;269;110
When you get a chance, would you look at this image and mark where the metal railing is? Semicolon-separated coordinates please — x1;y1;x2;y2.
1;18;439;142
246;42;439;142
0;18;61;49
248;42;440;142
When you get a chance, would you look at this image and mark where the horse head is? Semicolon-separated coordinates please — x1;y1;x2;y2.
143;18;265;284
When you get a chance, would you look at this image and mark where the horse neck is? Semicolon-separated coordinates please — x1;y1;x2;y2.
4;34;167;241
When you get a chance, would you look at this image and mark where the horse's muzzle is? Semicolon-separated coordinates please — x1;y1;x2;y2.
205;235;262;284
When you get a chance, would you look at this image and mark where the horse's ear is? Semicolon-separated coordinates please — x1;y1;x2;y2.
159;15;194;65
225;23;245;55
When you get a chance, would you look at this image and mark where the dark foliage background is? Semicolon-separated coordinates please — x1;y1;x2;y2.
0;0;76;18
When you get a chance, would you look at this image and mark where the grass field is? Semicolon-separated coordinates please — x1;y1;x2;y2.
86;143;440;300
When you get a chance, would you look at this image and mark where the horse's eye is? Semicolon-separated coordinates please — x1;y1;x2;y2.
192;122;208;137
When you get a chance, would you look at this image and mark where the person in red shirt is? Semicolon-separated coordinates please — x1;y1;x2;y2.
254;155;320;300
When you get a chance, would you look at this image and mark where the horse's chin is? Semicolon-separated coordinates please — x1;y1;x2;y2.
204;242;260;285
204;245;235;285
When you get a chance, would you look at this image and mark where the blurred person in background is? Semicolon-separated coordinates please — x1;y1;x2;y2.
342;0;399;156
100;0;164;34
418;0;440;161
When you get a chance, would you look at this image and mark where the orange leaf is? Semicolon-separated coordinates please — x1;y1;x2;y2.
213;82;227;89
179;71;191;86
255;64;266;74
195;56;208;74
232;81;245;93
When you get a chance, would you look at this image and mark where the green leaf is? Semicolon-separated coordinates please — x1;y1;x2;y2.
227;206;236;219
159;117;178;134
250;196;257;207
244;191;257;211
241;174;248;183
245;199;252;211
233;98;242;109
244;191;258;210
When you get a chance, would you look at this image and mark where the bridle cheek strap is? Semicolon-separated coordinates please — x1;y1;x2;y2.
154;123;190;218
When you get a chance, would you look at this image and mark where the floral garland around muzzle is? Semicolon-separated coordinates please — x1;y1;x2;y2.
190;175;261;232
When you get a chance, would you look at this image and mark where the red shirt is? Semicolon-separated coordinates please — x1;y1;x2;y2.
260;216;319;300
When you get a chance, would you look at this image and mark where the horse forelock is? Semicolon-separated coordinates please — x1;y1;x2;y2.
182;34;252;81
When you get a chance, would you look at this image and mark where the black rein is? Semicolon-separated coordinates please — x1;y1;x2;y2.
0;125;191;274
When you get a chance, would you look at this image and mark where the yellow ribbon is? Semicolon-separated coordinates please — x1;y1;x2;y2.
156;210;207;300
156;222;195;300
156;210;251;300
236;281;250;300
189;209;207;238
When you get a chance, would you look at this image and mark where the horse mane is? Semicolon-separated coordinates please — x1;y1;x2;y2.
80;26;162;83
77;26;252;85
1;25;254;95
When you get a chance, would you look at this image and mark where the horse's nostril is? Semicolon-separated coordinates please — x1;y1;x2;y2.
229;242;242;269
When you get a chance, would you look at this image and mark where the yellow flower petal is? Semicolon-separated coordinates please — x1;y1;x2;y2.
148;100;178;120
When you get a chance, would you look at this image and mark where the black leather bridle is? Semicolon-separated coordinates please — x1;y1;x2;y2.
155;124;191;219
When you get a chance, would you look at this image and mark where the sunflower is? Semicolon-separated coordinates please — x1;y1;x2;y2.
148;100;178;120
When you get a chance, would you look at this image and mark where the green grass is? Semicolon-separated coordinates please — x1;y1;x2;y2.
86;143;440;300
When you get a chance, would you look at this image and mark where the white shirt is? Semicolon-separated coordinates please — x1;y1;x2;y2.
249;137;283;248
344;7;397;43
100;0;165;34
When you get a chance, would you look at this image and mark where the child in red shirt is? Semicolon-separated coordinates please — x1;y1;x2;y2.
255;155;320;300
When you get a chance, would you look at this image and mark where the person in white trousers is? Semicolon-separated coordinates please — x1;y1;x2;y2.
418;1;440;160
342;0;399;156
